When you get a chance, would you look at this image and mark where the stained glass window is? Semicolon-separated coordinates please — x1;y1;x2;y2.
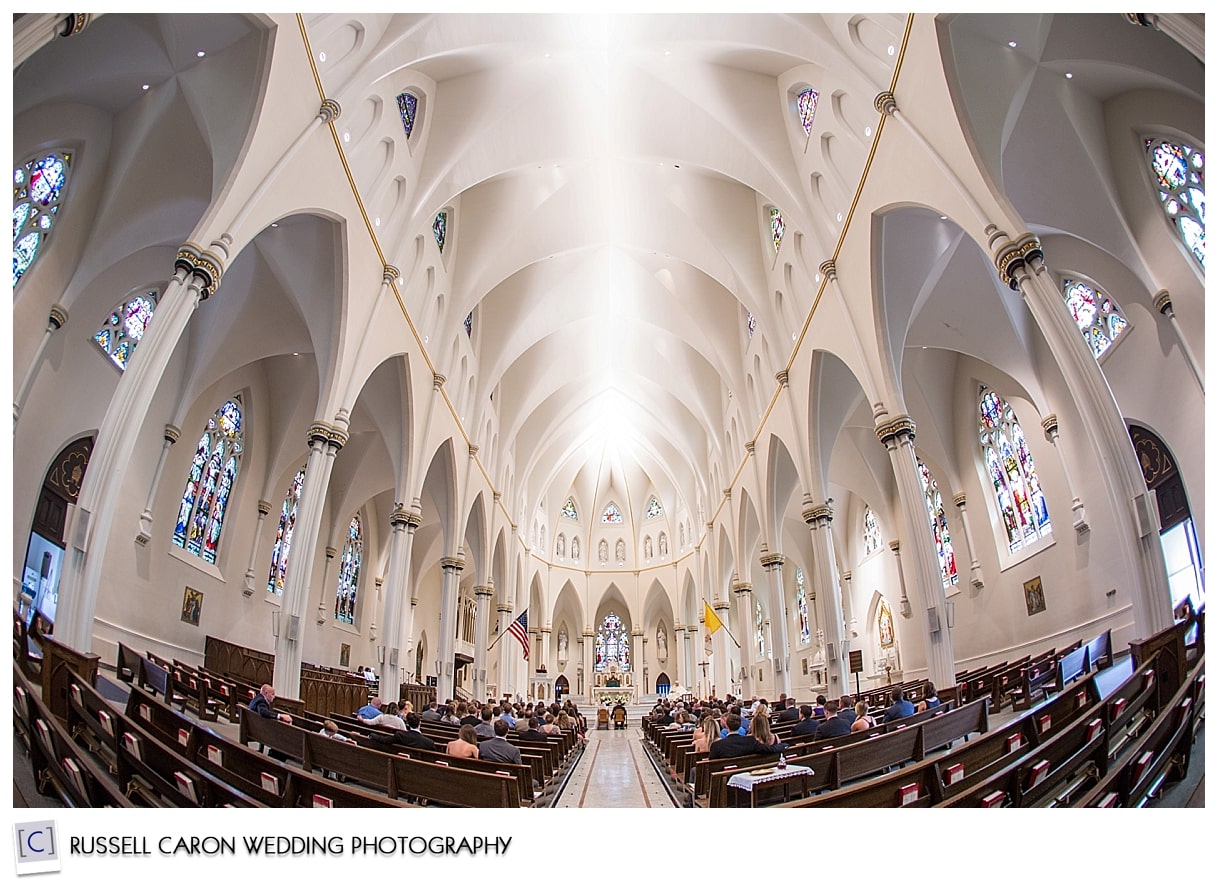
797;88;819;138
396;91;418;139
646;496;663;519
433;210;448;253
268;468;305;595
1062;279;1129;359
769;207;785;254
172;397;244;565
602;501;623;524
1145;136;1205;269
795;567;810;645
594;613;630;671
979;386;1051;553
863;506;881;556
561;497;578;520
917;458;958;590
463;311;472;337
755;597;765;658
14;151;71;286
334;515;362;624
746;312;757;338
93;290;158;370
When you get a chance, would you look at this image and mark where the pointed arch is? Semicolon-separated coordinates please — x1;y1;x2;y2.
172;396;244;565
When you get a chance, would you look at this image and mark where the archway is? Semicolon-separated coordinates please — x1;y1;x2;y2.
655;672;671;696
554;674;570;701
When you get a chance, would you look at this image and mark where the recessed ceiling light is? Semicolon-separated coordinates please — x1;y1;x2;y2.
141;83;150;91
887;45;895;56
939;215;947;220
292;352;300;356
815;273;822;283
270;222;279;228
1008;41;1017;48
664;51;671;56
342;131;350;142
375;217;381;227
1065;72;1073;79
544;53;551;59
864;126;872;137
836;212;843;222
196;50;206;58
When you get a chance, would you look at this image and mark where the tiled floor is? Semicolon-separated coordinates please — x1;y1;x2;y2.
552;728;676;808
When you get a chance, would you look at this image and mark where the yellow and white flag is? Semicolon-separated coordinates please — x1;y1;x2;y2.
703;600;724;660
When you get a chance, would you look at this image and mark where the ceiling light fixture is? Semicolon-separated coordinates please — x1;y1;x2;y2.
141;84;150;91
865;126;872;137
1065;72;1073;79
196;50;206;58
1008;41;1017;48
887;45;895;56
271;222;279;228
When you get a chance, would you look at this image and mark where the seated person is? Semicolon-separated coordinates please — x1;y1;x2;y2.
364;701;407;730
446;724;480;759
916;682;941;713
791;704;819;737
355;696;382;720
478;720;523;765
813;694;827;717
318;719;351;741
881;687;915;723
518;716;549;742
812;700;852;741
475;706;497;738
709;713;784;759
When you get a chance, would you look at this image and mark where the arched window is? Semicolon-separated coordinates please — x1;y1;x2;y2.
795;567;810;645
172;397;244;565
93;290;157;370
862;505;881;556
268;468;305;595
917;458;958;590
396;91;418;139
433;210;448;253
797;88;819;138
1062;279;1129;359
769;207;785;254
594;613;630;671
14;151;72;286
601;501;623;524
334;515;362;625
754;597;765;658
561;497;578;520
1145;136;1205;269
979;386;1051;553
646;496;663;519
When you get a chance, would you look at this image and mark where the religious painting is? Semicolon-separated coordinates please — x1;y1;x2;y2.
1023;576;1047;616
180;586;203;626
877;597;894;648
340;642;351;668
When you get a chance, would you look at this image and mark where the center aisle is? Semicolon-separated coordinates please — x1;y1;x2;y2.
552;727;676;808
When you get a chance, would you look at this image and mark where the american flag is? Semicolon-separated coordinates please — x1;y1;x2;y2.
508;610;529;659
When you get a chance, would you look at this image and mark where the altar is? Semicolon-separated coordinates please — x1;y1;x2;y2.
593;686;636;706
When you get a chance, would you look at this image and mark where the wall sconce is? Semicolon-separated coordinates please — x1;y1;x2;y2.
927;607;941;633
271;610;280;638
899;598;911;618
945;601;956;630
377;644;386;664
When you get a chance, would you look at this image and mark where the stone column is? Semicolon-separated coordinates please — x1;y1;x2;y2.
631;627;644;696
804;499;848;691
876;415;955;687
14;13;96;69
731;582;754;696
540;625;552;676
949;495;986;589
57;244;224;652
1124;13;1204;63
134;424;180;544
14;303;68;426
992;230;1172;635
760;553;791;697
672;624;686;688
1035;416;1089;534
436;553;464;701
473;584;494;702
317;546;337;624
377;504;420;698
495;603;513;701
272;419;348;699
711;599;730;697
582;628;595;703
242;499;274;597
1153;291;1204;393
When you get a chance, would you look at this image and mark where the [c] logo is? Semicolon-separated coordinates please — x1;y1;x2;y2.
13;821;61;875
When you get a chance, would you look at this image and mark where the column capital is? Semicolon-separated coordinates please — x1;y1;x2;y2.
374;577;384;589
731;581;753;596
390;504;422;528
497;604;513;615
163;423;181;444
775;369;789;388
62;14;92;37
432;373;446;390
630;627;644;638
875;414;916;446
174;242;225;300
583;628;595;638
760;552;785;570
712;599;730;613
952;492;968;508
802;500;834;526
722;488;731;501
990;230;1044;291
819;259;837;281
874;90;897;116
319;99;341;124
440;556;464;573
887;539;901;554
1040;413;1060;440
325;546;337;559
744;440;756;456
256;499;273;517
48;303;69;329
382;265;400;285
468;444;479;458
307;420;348;450
474;585;494;598
1153;289;1173;315
841;570;853;582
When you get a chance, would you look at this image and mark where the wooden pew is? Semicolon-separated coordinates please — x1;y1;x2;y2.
387;753;522;807
1009;652;1060;712
35;630;100;721
1084;628;1114;671
16;663;135;808
1055;643;1089;692
116;641;142;684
